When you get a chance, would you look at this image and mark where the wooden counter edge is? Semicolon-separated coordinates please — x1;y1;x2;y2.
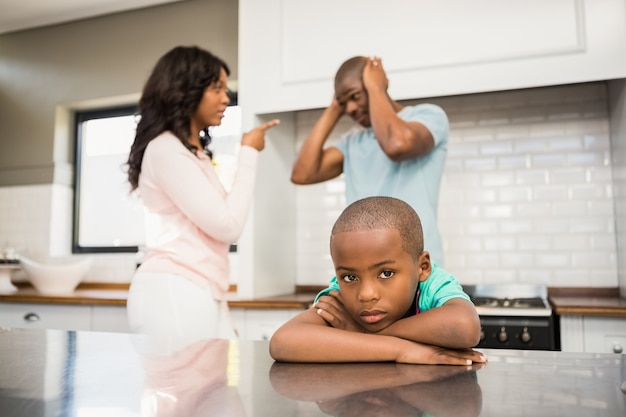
551;305;626;317
549;287;626;317
547;287;620;297
0;283;316;309
227;299;312;309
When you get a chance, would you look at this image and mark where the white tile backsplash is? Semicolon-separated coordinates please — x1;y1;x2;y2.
0;184;136;283
294;82;619;287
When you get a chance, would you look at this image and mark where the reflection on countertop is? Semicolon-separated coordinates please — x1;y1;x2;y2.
0;327;624;416
270;361;484;417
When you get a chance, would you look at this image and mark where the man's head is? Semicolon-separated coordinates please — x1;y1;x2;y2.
334;56;371;127
329;197;431;332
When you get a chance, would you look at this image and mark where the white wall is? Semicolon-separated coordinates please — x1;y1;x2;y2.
609;79;626;296
295;81;618;288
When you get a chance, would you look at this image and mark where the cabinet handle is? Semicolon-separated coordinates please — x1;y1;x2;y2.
613;344;623;354
23;313;40;322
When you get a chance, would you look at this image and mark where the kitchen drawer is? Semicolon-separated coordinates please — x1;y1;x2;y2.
91;305;130;333
0;302;91;331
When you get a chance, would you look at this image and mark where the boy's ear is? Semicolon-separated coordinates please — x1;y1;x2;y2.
417;251;432;281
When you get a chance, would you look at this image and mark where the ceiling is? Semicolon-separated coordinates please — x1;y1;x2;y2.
0;0;184;35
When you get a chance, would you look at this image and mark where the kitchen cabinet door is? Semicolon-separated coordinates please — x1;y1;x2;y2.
230;307;246;338
559;315;585;352
239;0;626;115
0;302;91;331
560;315;626;353
582;316;626;354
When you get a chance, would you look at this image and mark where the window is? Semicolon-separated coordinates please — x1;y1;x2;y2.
73;95;241;254
73;105;141;253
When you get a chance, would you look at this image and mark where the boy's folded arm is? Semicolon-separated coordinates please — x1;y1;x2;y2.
269;308;402;363
269;308;484;365
377;298;482;349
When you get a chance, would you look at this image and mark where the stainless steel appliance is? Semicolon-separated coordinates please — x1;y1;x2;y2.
464;284;560;351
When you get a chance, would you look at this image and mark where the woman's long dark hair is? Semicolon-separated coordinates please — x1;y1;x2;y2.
126;46;230;190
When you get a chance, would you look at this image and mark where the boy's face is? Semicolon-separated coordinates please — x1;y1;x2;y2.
330;228;430;333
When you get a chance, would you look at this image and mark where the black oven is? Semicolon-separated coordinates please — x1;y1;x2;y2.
477;314;559;350
464;284;560;351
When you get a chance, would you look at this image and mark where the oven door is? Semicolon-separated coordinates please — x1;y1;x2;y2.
477;315;560;351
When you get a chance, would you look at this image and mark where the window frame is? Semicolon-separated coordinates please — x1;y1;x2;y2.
72;104;140;254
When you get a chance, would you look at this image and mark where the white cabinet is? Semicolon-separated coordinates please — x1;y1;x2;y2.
239;0;626;115
582;317;626;354
0;302;91;331
560;315;626;353
232;308;302;341
230;307;246;338
0;302;301;337
0;303;130;333
91;305;130;333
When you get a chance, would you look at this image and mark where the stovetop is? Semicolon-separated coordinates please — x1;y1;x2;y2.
464;284;553;317
472;297;549;309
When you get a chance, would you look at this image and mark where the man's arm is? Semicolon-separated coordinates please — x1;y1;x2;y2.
290;99;345;184
269;307;485;365
378;298;482;349
363;58;435;162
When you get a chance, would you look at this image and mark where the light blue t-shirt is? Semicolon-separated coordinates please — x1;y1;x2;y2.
314;263;470;313
335;103;449;266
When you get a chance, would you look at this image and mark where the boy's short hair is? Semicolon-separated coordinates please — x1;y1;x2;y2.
331;196;424;260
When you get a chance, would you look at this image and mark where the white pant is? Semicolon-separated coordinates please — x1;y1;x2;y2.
127;272;236;350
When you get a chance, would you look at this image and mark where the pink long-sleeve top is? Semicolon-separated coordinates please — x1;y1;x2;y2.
136;132;258;301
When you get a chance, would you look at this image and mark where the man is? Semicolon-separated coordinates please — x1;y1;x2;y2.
291;56;449;266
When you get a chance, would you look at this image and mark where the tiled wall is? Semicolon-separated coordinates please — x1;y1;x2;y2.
0;184;137;283
295;82;619;288
0;185;56;259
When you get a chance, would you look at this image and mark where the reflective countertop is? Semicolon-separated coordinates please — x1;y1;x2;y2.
0;327;624;416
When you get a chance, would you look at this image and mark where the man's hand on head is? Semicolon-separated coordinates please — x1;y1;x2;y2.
362;56;388;94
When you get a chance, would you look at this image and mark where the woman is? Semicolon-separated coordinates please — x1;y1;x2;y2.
126;45;279;342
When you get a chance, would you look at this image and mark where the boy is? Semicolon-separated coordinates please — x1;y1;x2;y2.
269;197;486;365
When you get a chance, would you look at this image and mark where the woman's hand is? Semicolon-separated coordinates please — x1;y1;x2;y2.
315;291;368;333
241;119;280;151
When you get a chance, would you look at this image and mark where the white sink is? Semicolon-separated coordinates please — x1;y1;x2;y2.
20;256;92;295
